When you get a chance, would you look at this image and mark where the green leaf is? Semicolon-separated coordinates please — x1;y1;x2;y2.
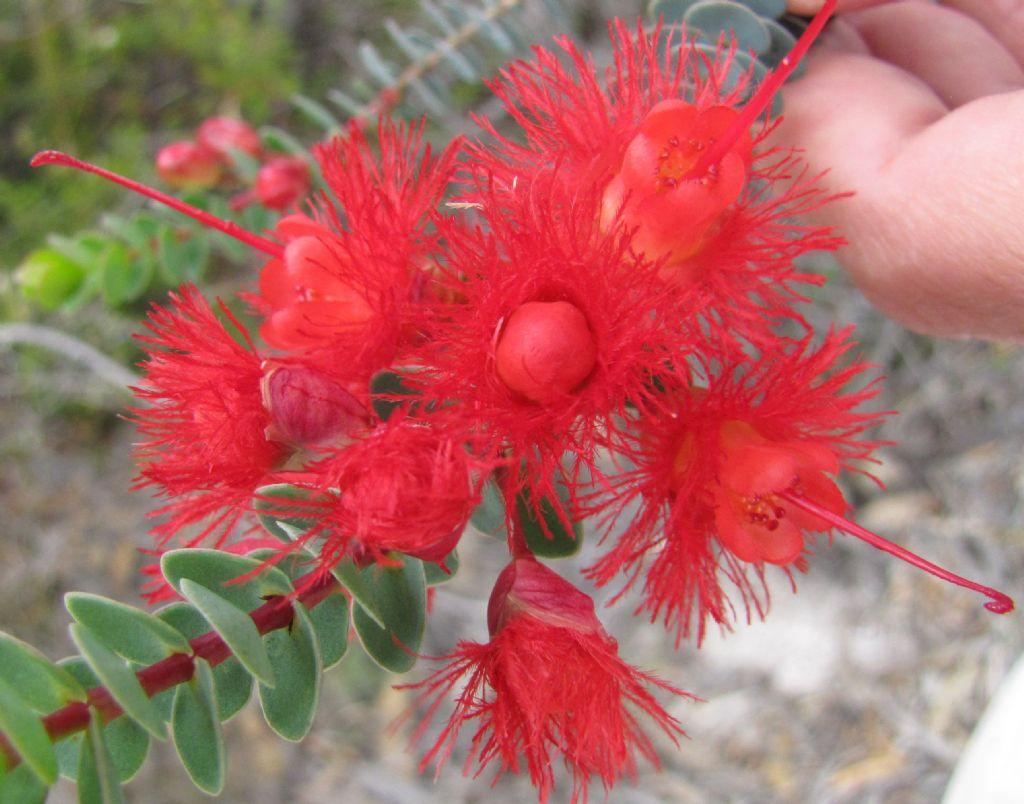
647;0;703;24
331;558;385;629
160;549;293;611
77;715;124;804
744;0;787;19
685;1;770;55
66;593;191;665
158;226;210;286
258;605;321;741
422;550;460;585
100;240;152;305
0;678;57;784
171;659;224;795
14;248;86;311
517;482;583;559
470;477;506;536
246;549;349;671
305;591;350;670
291;93;342;135
0;633;85;713
351;557;426;673
56;658;150;784
156;603;252;722
258;125;307;157
0;763;47;803
254;484;318;545
68;625;165;741
369;370;419;421
178;580;276;688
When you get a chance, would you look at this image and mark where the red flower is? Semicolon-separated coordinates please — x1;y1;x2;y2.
131;287;285;553
250;118;460;379
405;557;689;803
196;116;262;161
412;179;688;514
585;330;883;645
467;20;843;347
155;141;222;190
280;419;483;567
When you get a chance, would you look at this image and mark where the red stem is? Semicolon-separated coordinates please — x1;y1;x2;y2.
30;151;284;259
493;464;531;559
684;0;838;180
0;572;340;770
779;490;1015;615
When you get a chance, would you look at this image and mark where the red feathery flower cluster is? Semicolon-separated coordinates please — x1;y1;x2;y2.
33;1;1012;799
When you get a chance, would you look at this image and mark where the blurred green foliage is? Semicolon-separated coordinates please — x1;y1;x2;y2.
0;0;412;274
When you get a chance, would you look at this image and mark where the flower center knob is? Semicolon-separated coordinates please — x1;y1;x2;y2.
495;301;597;404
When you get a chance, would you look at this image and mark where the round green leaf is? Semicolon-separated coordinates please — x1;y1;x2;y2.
158;226;210;286
160;549;293;611
100;241;152;306
171;659;224;795
65;593;190;666
246;549;349;671
253;484;318;545
760;18;803;76
156;603;252;722
743;0;786;19
351;557;426;674
77;716;124;804
305;591;350;670
686;1;770;54
517;484;583;559
55;658;150;784
0;762;49;803
0;633;85;713
647;0;702;24
257;605;322;741
178;580;276;688
14;248;86;311
68;625;165;741
331;558;386;629
470;478;506;536
0;677;57;785
422;551;460;586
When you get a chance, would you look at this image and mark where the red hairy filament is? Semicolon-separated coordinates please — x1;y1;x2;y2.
780;490;1014;614
685;0;838;179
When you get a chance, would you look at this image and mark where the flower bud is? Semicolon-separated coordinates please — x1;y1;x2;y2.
487;557;602;637
155;141;223;189
495;301;597;404
255;156;311;210
196;116;262;161
261;362;370;446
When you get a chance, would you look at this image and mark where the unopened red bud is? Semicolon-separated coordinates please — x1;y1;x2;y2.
495;301;597;404
261;363;369;446
488;558;601;637
196;116;262;160
155;141;222;189
256;156;311;210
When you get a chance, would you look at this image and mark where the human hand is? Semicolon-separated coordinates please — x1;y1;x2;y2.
775;0;1024;340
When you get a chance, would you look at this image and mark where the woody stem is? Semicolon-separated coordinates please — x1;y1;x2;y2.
779;490;1014;614
684;0;837;180
31;151;285;258
0;572;340;772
